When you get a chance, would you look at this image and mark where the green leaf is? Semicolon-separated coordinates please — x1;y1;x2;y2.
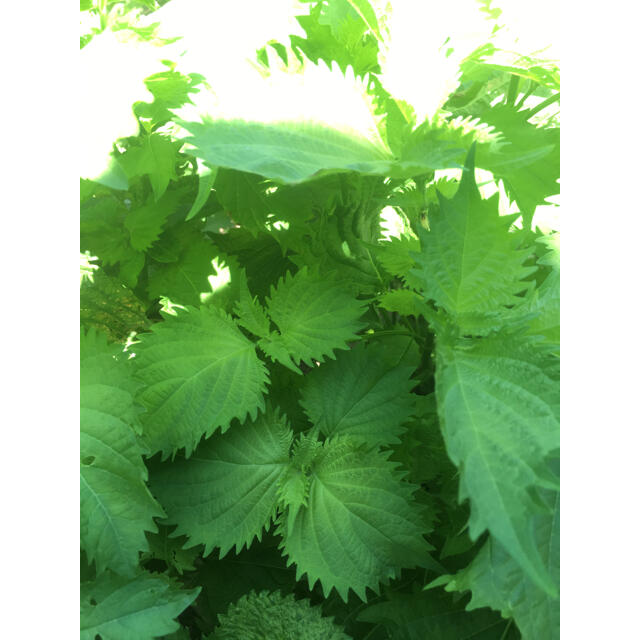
135;69;206;129
80;572;200;640
300;336;418;445
395;116;501;178
125;189;183;252
374;234;421;279
146;227;218;306
142;524;202;575
478;104;559;228
118;134;183;201
215;590;351;640
292;5;380;77
358;588;516;640
258;267;367;372
185;162;217;221
149;408;292;557
523;234;560;347
377;289;428;317
444;491;560;640
279;436;433;601
81;195;140;267
179;118;393;184
80;272;151;342
80;329;164;577
409;147;534;332
214;169;272;236
234;271;272;339
132;306;269;458
435;331;559;595
318;0;381;45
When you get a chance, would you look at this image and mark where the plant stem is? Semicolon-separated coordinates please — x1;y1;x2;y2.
528;92;560;117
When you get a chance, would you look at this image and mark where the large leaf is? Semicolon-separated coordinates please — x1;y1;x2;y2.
258;267;367;373
278;436;433;601
300;336;418;445
435;331;559;595
179;117;394;184
408;147;534;332
149;409;292;557
132;306;269;458
214;590;351;640
443;491;560;640
80;572;200;640
80;330;164;577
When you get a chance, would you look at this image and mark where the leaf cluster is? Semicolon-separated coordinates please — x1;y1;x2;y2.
79;1;559;638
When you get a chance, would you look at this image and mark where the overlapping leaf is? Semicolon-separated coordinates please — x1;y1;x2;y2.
408;147;534;332
146;226;218;306
435;331;559;595
181;117;393;184
214;169;272;236
118;134;183;201
278;436;433;601
149;409;292;556
132;306;269;458
80;571;200;640
258;267;367;372
300;336;418;444
80;329;164;577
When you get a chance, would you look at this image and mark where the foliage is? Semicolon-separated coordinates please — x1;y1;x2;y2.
79;0;559;638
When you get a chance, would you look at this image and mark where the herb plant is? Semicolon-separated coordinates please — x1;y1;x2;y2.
80;1;560;638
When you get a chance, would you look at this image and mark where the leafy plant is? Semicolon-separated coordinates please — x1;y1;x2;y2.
80;0;559;638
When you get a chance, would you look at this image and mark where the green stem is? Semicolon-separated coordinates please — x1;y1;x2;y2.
499;618;514;640
505;74;520;105
515;80;535;109
527;92;560;117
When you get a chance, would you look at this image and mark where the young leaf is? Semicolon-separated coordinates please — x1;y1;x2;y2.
118;134;183;201
258;267;367;372
80;572;200;640
409;147;534;332
279;436;433;601
133;306;269;459
215;590;351;640
435;332;559;595
300;335;418;445
149;409;293;557
80;329;164;577
234;271;273;339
